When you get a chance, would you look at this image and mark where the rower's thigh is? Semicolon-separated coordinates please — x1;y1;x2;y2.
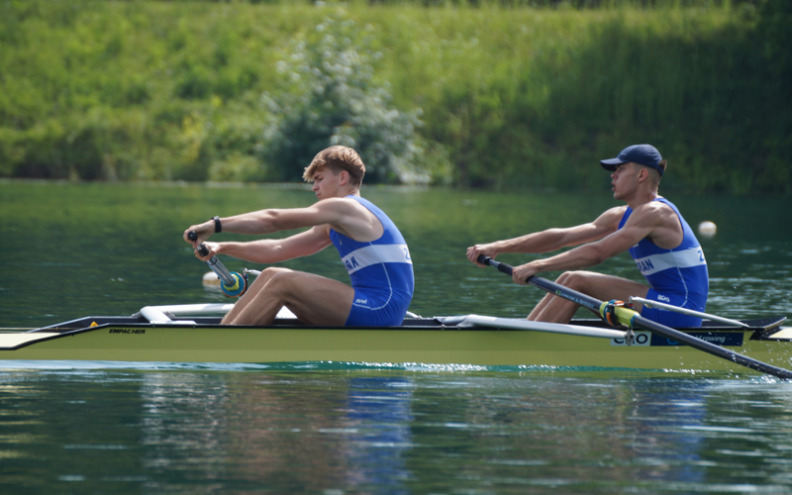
266;269;356;326
558;271;649;303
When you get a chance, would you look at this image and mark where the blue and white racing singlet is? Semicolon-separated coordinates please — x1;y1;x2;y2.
330;196;414;326
619;198;709;327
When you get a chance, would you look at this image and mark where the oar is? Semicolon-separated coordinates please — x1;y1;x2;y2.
188;231;247;297
628;296;750;328
477;255;792;379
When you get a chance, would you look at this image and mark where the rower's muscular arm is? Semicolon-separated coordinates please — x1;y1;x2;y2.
212;225;334;264
188;200;345;237
510;204;669;283
467;206;626;264
185;197;382;264
185;197;376;242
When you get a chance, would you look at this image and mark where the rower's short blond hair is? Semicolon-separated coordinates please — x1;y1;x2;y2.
302;146;366;186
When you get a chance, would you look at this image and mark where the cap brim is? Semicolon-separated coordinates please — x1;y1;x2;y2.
599;157;623;171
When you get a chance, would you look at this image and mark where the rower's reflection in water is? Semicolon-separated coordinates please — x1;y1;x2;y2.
137;371;414;493
343;376;414;493
138;370;789;493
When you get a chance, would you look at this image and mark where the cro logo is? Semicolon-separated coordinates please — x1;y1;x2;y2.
611;331;651;346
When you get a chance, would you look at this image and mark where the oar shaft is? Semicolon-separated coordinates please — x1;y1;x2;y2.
481;257;603;312
632;312;792;378
629;296;750;328
202;249;236;286
188;231;236;286
477;255;792;379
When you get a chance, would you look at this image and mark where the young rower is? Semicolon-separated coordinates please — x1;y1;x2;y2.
184;145;414;327
467;144;709;327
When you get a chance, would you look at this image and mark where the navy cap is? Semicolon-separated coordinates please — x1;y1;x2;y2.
600;144;664;176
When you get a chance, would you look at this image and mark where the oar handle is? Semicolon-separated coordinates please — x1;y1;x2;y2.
477;255;514;277
188;231;236;287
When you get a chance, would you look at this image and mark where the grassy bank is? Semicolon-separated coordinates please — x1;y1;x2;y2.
0;1;789;194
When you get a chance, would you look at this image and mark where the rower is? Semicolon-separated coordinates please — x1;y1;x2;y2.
183;146;414;327
467;144;709;327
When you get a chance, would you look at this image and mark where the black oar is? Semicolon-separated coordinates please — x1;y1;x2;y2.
477;255;792;379
188;231;247;297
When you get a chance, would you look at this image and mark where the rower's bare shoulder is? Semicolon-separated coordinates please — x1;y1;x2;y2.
315;196;353;209
321;196;381;240
595;205;629;225
315;197;366;217
630;201;682;240
630;200;674;220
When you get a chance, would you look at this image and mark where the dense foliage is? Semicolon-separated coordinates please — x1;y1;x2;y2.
259;16;424;184
0;0;789;194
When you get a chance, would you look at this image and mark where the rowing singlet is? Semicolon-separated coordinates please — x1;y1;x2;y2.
619;198;709;327
330;196;414;326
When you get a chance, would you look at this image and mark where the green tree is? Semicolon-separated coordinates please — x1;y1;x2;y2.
259;13;425;184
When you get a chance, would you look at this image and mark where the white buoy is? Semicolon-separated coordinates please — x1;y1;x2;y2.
202;271;221;286
698;220;717;239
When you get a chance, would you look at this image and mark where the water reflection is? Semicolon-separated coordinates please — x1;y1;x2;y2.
620;379;709;484
3;369;792;493
343;377;414;493
136;372;415;493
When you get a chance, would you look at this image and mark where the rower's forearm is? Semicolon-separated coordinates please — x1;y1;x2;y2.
216;240;291;265
533;243;609;273
494;228;569;255
217;210;280;235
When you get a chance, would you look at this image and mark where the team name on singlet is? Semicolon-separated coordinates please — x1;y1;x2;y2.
340;244;412;275
632;246;706;277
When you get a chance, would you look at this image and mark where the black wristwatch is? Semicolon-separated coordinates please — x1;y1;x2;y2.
212;215;222;233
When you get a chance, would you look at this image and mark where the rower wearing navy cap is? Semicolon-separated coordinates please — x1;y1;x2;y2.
467;144;709;327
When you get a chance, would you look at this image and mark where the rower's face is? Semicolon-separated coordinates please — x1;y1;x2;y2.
610;162;639;200
310;168;344;200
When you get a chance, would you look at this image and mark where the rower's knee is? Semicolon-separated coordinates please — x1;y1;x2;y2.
555;271;582;285
554;271;597;292
256;267;290;282
257;267;299;295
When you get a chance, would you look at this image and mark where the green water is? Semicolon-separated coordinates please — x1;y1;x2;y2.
3;365;792;494
1;181;792;494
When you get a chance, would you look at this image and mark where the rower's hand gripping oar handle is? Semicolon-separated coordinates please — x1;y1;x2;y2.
188;231;247;297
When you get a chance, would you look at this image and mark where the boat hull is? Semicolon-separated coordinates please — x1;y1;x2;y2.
2;316;791;373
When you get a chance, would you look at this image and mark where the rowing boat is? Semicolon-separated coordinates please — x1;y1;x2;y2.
4;243;788;377
1;303;789;373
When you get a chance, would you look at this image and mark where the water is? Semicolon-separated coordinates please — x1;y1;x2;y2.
1;181;792;493
3;365;792;494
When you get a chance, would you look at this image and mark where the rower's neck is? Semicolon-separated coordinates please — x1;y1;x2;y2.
626;189;660;209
